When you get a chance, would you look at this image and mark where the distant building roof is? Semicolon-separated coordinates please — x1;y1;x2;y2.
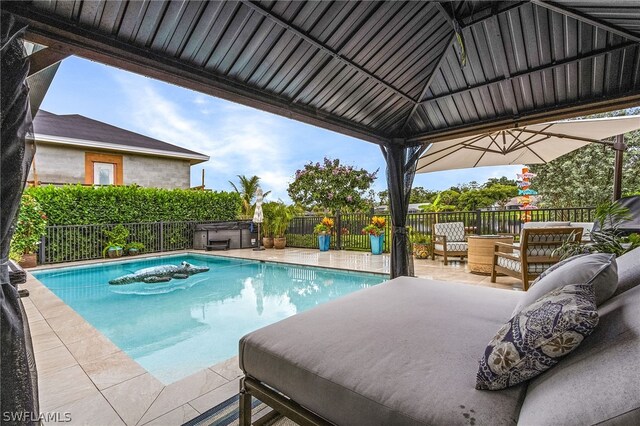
33;110;209;164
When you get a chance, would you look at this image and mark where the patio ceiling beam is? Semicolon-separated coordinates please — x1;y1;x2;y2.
4;3;389;146
406;90;640;145
416;42;638;108
531;0;640;43
240;0;417;105
27;46;69;77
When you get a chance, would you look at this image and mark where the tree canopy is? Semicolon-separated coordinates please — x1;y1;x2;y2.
287;157;377;213
528;109;640;208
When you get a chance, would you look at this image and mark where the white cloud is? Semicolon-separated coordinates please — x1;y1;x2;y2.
112;73;295;198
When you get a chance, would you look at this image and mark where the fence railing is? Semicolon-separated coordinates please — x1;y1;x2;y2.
285;207;596;252
39;220;228;264
38;207;595;264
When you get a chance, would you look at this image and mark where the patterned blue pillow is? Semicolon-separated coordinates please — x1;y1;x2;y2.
476;284;599;390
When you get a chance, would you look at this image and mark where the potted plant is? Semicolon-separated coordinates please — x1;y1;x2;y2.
314;217;334;251
124;242;145;255
272;202;295;249
362;216;386;255
10;194;48;268
102;224;129;258
261;202;276;249
408;226;431;259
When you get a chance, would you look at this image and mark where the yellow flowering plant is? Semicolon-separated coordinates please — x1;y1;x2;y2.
361;216;386;236
314;217;334;234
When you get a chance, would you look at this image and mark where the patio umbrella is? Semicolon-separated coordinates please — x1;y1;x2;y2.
252;188;264;251
416;116;640;174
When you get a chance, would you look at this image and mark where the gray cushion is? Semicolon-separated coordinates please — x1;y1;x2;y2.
496;255;549;274
513;253;618;315
477;284;598;390
612;246;640;296
530;253;590;285
240;277;524;426
517;283;640;425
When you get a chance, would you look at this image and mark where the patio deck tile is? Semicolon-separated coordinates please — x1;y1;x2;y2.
53;321;102;346
44;391;125;426
209;356;243;381
66;334;120;365
35;344;78;377
38;364;98;412
188;379;239;414
137;368;229;425
102;373;164;426
81;350;147;391
140;404;200;426
32;329;64;354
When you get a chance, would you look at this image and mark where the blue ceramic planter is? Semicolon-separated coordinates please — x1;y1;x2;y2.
370;234;384;255
318;234;331;251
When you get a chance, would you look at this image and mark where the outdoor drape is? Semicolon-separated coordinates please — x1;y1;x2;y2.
1;11;39;424
381;143;427;278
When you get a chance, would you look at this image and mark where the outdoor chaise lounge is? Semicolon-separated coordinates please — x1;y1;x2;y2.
239;247;640;425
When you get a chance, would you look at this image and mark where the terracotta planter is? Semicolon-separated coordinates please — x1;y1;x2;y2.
413;243;430;259
274;237;286;249
263;237;274;249
18;253;37;268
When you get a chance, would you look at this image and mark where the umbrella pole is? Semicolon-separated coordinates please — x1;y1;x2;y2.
613;134;626;201
253;222;264;251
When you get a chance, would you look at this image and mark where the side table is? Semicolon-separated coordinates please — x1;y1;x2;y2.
468;235;514;275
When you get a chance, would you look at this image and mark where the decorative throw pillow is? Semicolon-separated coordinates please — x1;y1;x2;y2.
530;253;590;286
513;253;617;315
476;284;599;391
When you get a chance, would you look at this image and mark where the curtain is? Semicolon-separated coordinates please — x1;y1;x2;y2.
381;143;427;279
1;11;39;424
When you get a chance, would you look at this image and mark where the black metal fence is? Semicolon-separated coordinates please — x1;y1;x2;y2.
38;207;595;264
286;207;595;252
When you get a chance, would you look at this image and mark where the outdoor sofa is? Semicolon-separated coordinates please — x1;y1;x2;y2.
239;246;640;425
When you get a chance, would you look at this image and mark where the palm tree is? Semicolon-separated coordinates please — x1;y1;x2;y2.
229;175;270;217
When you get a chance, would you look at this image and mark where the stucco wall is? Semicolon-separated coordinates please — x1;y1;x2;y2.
28;144;85;184
29;143;192;189
123;154;191;189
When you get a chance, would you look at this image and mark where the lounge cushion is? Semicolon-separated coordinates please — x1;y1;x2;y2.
496;256;549;274
612;246;640;296
530;253;590;285
434;242;468;252
518;283;640;425
476;284;598;391
434;222;465;242
240;277;524;426
513;253;617;315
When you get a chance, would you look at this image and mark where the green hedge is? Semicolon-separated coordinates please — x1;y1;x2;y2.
26;185;241;225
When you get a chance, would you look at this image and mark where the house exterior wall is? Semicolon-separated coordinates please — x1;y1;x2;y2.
29;143;192;189
122;154;191;189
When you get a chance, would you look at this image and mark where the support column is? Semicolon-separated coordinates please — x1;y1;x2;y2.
380;142;427;278
613;134;626;201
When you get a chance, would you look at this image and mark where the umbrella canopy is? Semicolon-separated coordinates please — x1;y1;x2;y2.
417;116;640;174
252;188;264;224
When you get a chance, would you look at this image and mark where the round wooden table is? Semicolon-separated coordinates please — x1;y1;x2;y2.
468;235;514;275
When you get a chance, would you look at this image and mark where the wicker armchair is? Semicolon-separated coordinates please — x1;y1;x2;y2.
431;222;468;265
491;227;583;290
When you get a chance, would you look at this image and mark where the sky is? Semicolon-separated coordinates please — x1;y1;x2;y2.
40;56;523;202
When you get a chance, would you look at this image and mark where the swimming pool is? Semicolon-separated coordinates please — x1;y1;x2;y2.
32;254;387;384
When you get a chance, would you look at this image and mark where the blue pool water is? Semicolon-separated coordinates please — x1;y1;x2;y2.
32;254;387;384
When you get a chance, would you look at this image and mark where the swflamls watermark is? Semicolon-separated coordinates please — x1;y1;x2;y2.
2;411;72;422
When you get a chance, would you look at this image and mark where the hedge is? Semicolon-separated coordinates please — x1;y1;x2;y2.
26;185;242;225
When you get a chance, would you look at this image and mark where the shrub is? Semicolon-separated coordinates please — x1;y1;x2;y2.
10;194;48;259
25;185;242;225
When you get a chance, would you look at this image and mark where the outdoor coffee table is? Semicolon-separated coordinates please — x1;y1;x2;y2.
468;235;514;275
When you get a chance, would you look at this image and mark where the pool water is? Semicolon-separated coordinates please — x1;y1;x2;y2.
33;254;387;384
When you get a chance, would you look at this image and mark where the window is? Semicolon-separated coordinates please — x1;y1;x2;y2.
85;153;123;185
94;162;115;185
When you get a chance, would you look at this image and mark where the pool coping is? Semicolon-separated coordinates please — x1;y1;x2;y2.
31;248;391;278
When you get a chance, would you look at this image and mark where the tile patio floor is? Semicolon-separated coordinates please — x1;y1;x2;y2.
24;248;522;425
